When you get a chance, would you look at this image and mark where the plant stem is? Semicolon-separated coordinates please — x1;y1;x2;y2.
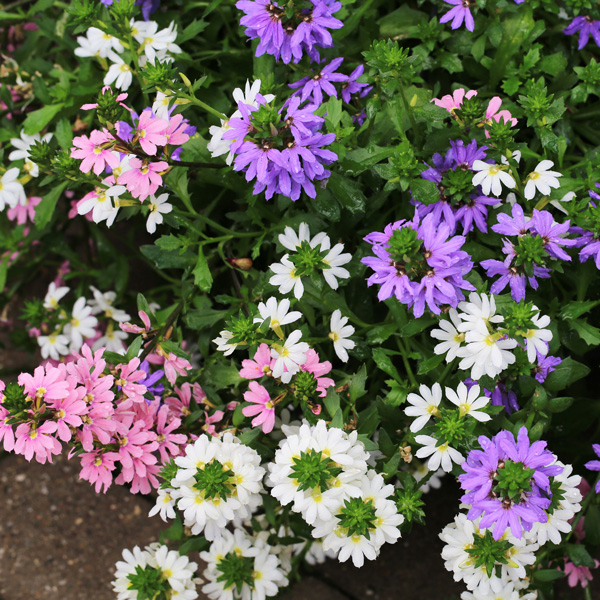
396;337;418;389
183;94;228;121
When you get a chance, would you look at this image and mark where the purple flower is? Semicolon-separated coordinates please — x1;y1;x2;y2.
585;444;600;493
534;352;561;384
481;258;527;302
440;0;475;33
361;213;475;317
353;109;367;126
237;0;343;64
139;360;165;399
224;96;337;201
492;203;531;237
459;427;562;540
136;0;160;20
341;64;371;104
454;195;497;234
531;209;576;261
288;57;347;106
489;383;520;414
563;16;600;50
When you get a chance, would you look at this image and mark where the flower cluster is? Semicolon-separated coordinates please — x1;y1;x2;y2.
269;420;404;567
0;344;192;494
75;20;181;91
481;203;574;302
113;543;199;600
236;0;343;64
362;213;475;317
430;293;553;381
214;87;337;200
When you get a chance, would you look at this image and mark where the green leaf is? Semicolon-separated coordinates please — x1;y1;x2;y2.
539;53;567;77
140;245;194;269
323;388;340;419
560;300;600;320
239;427;262;445
193;247;213;292
179;19;208;43
331;408;344;429
156;235;184;251
585;504;600;546
327;172;366;214
348;365;368;402
341;146;394;176
23;103;64;135
400;316;436;337
55;118;73;150
0;257;8;292
547;396;574;413
322;96;343;129
409;179;439;206
34;182;68;228
533;569;564;583
545;357;590;392
384;380;407;406
378;4;426;38
566;543;596;568
366;324;397;345
372;348;401;380
570;319;600;346
417;353;445;375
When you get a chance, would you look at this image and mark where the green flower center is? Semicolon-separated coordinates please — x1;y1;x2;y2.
193;460;235;500
126;564;171;599
337;497;378;539
288;242;327;278
494;459;535;502
440;167;475;206
291;449;342;492
465;530;513;578
216;552;256;594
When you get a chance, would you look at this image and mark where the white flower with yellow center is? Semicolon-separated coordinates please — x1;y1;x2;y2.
74;26;123;59
104;52;133;90
63;296;98;352
253;297;302;336
37;331;70;360
431;308;465;361
415;435;464;473
524;160;562;200
523;308;552;363
329;309;355;362
149;488;177;521
0;167;26;210
472;160;516;197
405;383;443;432
445;382;491;422
43;281;70;310
270;329;309;382
146;193;172;234
269;254;305;299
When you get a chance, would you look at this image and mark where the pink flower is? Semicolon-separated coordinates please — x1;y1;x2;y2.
239;343;273;379
81;87;128;110
136;110;168;155
483;97;518;137
164;382;205;418
116;357;147;404
163;353;192;385
301;349;334;397
14;421;61;463
242;381;275;434
203;409;224;436
564;559;599;588
117;158;168;201
18;364;70;403
79;450;120;493
0;406;15;451
155;405;187;462
77;402;116;451
70;130;119;175
7;196;41;224
432;88;477;112
50;391;88;442
163;114;190;147
119;310;152;334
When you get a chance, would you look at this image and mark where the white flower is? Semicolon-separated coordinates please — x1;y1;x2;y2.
430;308;465;362
9;130;53;178
270;329;309;382
457;292;504;329
78;185;127;225
152;91;179;119
253;297;302;332
43;282;70;310
112;546;153;600
64;297;98;352
88;286;131;322
415;435;464;473
550;190;575;215
445;382;491;422
133;20;179;62
329;310;355;362
74;27;123;59
410;462;444;494
269;254;304;299
146;193;172;234
174;434;265;540
524;309;552;363
321;243;351;290
207;79;275;165
524;160;562;200
149;488;177;522
278;222;328;251
267;420;369;526
472;161;516;197
201;528;288;600
0;168;26;210
152;544;198;593
38;332;70;360
404;383;442;433
104;52;133;90
313;470;404;568
212;330;238;355
93;327;128;353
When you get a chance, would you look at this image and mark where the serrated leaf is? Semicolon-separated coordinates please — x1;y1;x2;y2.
410;179;439;206
23;103;64;135
34;181;68;228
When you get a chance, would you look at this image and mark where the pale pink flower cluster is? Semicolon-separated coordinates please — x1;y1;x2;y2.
432;88;517;137
70;102;193;228
0;345;198;495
